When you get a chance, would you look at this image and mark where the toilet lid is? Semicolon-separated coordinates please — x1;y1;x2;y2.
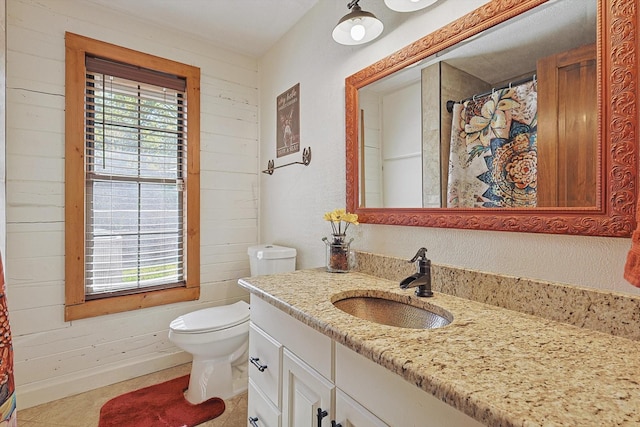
169;301;250;333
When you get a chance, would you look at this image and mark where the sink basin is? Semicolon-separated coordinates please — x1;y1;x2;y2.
332;296;451;329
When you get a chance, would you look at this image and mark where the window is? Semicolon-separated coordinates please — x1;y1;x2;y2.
65;33;201;320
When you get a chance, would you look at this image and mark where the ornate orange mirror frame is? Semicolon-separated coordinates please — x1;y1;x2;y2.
345;0;638;236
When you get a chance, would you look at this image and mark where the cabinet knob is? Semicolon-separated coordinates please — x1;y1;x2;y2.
250;356;268;372
317;408;328;426
331;421;343;427
249;416;260;427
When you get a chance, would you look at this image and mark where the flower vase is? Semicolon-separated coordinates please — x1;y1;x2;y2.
323;234;353;273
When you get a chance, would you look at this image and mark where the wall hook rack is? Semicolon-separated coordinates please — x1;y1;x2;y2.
262;146;312;175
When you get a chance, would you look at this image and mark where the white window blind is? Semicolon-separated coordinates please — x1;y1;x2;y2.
84;57;188;298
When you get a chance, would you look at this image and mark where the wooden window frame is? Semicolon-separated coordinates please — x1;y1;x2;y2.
64;32;201;321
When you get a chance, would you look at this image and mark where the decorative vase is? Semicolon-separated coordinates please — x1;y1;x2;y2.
322;234;353;273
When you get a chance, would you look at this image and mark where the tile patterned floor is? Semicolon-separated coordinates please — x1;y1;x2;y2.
16;363;248;426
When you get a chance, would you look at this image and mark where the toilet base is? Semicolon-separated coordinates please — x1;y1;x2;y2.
184;343;248;404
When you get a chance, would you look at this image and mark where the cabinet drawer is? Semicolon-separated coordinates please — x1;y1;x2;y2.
250;295;333;380
248;379;280;427
249;322;282;406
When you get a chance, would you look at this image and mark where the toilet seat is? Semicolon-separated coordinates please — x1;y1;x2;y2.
169;301;249;334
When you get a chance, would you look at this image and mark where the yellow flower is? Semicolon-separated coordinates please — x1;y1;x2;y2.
343;213;359;225
323;208;358;235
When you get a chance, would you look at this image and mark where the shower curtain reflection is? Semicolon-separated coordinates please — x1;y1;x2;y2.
446;79;538;208
0;256;16;426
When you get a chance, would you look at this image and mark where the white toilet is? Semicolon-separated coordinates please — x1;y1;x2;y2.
168;244;296;404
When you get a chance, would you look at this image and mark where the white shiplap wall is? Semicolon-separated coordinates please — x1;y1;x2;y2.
0;1;6;257
6;0;259;408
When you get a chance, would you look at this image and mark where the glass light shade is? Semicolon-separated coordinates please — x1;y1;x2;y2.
384;0;437;12
332;6;384;45
350;24;366;41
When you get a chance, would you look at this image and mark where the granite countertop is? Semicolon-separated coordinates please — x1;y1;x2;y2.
238;268;640;427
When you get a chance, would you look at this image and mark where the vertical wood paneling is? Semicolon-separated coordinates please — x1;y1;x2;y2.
6;0;259;408
537;43;597;207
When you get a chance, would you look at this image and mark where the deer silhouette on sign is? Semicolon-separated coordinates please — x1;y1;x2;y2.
280;108;294;148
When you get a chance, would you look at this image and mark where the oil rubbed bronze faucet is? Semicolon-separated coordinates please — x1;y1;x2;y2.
399;247;433;297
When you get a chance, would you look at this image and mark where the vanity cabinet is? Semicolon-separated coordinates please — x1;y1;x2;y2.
247;295;334;427
247;295;481;427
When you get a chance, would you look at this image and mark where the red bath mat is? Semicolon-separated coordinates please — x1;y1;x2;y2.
98;375;225;427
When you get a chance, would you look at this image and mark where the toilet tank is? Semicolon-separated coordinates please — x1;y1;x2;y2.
248;244;297;276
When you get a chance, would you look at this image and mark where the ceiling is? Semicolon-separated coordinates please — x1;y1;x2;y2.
83;0;320;58
366;0;596;94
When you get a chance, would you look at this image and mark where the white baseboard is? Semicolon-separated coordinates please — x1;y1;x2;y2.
16;351;192;409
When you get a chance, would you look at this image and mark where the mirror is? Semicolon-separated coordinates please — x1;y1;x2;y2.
345;0;638;236
359;0;597;209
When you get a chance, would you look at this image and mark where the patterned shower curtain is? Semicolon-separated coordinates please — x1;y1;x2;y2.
446;80;538;208
0;257;16;427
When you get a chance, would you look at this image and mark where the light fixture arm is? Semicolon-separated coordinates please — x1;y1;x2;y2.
347;0;359;9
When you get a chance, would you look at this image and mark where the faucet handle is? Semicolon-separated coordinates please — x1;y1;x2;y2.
409;247;428;263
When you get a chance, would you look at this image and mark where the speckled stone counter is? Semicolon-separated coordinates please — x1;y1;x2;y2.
238;265;640;427
354;251;640;342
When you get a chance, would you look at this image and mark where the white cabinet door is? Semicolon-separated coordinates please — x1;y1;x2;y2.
334;389;389;427
282;349;334;427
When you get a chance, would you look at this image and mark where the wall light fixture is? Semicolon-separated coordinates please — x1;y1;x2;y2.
332;0;384;46
384;0;438;12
